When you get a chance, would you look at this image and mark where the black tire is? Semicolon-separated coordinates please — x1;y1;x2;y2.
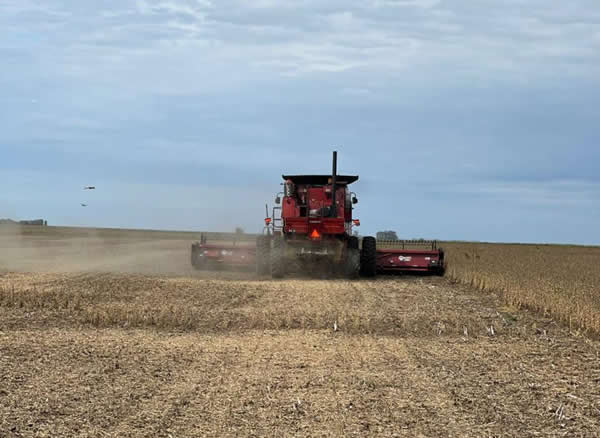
256;235;271;275
436;250;445;276
348;235;359;250
360;236;377;277
343;248;360;279
191;244;205;270
271;236;286;279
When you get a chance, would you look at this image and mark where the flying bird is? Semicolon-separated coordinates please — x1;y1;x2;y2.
83;186;96;190
81;203;88;207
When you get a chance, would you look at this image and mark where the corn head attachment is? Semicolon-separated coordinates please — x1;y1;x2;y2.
375;240;445;275
191;233;256;270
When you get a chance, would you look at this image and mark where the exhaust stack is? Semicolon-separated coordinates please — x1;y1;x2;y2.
331;150;337;218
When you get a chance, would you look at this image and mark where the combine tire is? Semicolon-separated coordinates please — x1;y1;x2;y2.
256;235;271;275
435;261;446;276
436;250;446;276
270;236;286;279
191;244;205;270
348;235;359;250
342;248;360;279
360;236;377;277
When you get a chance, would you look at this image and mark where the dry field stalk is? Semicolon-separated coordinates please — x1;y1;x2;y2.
443;242;600;335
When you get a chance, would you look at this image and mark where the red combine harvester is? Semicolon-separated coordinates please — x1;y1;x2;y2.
255;151;373;278
190;151;445;277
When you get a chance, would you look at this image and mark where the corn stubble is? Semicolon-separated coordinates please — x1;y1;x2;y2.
1;270;600;436
0;273;488;335
1;230;600;436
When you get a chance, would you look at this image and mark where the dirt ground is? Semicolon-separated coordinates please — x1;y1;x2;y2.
1;233;599;437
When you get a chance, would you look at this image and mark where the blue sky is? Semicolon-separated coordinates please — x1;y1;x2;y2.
1;0;599;243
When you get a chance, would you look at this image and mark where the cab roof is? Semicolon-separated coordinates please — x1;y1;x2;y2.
282;175;359;185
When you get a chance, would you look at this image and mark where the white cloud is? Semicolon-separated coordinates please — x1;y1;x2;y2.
2;0;598;94
1;0;599;242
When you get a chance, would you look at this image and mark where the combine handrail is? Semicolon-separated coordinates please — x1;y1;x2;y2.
376;239;439;250
196;232;257;245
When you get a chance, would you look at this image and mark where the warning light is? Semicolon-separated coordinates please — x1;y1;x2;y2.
352;219;361;226
309;229;321;239
264;218;272;225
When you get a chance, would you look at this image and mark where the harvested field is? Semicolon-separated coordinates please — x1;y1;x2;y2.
1;227;600;436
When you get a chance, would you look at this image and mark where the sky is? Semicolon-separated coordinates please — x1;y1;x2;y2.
1;0;599;244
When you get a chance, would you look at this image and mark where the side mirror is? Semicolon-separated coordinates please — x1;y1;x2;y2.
275;196;281;204
352;196;358;204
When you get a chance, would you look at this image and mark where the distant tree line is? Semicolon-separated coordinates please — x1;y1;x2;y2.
0;218;47;226
376;231;430;241
376;230;398;240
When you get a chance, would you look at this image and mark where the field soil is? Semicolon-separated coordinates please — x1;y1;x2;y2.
1;229;599;437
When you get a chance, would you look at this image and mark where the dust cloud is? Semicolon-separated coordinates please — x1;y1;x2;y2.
0;225;205;276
